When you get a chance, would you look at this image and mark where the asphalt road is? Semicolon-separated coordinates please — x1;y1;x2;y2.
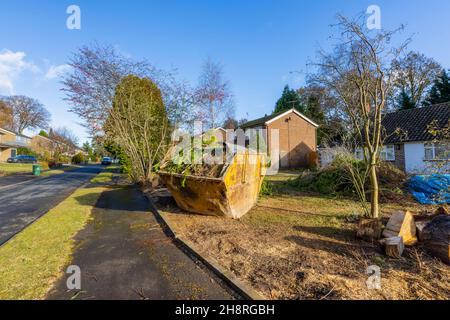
0;173;35;188
0;165;103;246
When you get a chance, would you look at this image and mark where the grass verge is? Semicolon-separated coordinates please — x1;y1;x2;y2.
90;166;120;184
0;162;49;175
0;185;107;300
40;166;78;177
0;163;80;178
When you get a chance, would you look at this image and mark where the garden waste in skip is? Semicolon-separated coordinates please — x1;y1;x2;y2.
158;144;267;219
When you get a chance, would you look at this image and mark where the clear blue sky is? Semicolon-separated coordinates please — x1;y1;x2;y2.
1;0;449;144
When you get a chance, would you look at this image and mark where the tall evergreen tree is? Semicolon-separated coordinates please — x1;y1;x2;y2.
273;85;306;114
38;130;49;138
397;89;416;110
304;95;325;124
424;69;450;106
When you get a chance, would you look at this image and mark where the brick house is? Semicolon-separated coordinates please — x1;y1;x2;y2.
380;103;450;174
0;127;32;161
30;134;55;159
240;108;319;169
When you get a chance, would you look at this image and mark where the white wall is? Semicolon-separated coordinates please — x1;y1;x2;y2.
404;142;432;174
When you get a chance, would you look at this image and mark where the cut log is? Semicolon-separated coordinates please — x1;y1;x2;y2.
422;215;450;265
383;211;418;246
357;218;382;241
385;236;405;258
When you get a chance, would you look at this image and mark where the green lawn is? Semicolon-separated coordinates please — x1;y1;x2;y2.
0;162;48;174
0;163;78;177
264;170;305;182
0;184;107;300
40;165;78;177
90;165;120;183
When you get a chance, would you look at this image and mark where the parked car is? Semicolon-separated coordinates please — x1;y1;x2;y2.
101;157;113;166
7;155;38;164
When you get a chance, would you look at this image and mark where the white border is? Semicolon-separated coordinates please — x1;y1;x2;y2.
264;108;319;128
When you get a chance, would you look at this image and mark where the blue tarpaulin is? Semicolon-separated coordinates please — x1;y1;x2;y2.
408;174;450;205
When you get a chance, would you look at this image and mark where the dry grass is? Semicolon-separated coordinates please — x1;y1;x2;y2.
159;192;450;300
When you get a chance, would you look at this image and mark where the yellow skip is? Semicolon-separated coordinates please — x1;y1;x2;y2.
159;151;266;219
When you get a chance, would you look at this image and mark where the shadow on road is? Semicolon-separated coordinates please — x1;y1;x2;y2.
75;186;150;212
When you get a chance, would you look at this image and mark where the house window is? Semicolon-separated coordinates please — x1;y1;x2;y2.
424;143;450;160
16;136;30;144
380;145;395;161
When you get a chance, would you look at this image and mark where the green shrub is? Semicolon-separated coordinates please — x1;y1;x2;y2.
289;166;352;195
104;141;131;174
58;155;71;164
71;153;85;164
260;179;275;196
289;155;407;199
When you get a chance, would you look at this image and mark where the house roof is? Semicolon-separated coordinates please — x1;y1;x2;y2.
0;127;31;139
240;108;319;129
33;134;53;142
0;127;13;135
382;102;450;144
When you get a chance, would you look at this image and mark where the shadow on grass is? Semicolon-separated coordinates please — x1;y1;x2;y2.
293;225;355;240
284;233;361;257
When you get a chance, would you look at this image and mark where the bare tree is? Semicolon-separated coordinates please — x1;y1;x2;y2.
164;79;198;131
310;14;408;219
0;99;13;129
2;95;51;133
392;51;442;109
195;59;235;129
427;119;450;174
62;44;154;135
49;127;79;158
62;43;192;135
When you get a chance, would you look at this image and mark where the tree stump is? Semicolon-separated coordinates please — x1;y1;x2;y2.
384;236;405;258
415;220;430;242
422;215;450;265
357;218;382;241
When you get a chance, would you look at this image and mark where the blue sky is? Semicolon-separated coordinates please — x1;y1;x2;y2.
1;0;450;144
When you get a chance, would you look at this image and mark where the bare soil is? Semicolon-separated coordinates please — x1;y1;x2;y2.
157;190;450;300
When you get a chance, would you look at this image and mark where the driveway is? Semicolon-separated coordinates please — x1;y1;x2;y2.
47;186;236;300
0;165;103;245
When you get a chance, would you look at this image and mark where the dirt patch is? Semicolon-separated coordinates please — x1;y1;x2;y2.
157;193;450;300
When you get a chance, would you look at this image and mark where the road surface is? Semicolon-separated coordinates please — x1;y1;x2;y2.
0;165;103;246
48;186;236;300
